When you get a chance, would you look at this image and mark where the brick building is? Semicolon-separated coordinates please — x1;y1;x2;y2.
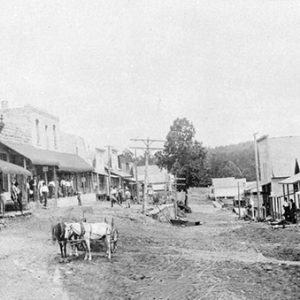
0;101;93;197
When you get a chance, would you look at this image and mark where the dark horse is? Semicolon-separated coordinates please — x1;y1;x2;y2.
52;222;68;258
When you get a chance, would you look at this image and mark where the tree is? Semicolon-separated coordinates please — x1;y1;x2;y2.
155;118;209;189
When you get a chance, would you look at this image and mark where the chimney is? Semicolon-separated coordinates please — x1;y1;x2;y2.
1;101;8;110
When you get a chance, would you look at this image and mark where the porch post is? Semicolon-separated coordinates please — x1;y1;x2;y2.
53;166;58;207
97;173;100;194
23;158;28;204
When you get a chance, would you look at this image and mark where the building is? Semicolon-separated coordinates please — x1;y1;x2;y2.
257;135;300;216
137;165;171;193
0;101;93;197
211;177;246;206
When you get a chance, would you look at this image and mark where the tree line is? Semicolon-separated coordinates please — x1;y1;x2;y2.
125;118;256;189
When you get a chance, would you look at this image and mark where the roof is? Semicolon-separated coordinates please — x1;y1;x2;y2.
279;173;300;185
137;165;170;184
110;169;132;178
0;141;93;173
212;177;247;198
212;177;241;188
244;181;262;192
0;159;31;176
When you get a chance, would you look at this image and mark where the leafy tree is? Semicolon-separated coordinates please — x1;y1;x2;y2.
155;118;209;189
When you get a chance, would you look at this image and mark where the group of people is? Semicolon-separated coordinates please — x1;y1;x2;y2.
110;185;132;208
283;197;297;223
26;176;77;209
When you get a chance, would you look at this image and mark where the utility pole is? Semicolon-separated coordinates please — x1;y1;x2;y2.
130;138;164;213
134;149;140;204
105;145;113;208
238;181;241;218
254;133;261;220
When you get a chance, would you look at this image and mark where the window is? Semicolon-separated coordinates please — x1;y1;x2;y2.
53;125;57;149
45;125;49;149
0;153;7;161
35;119;40;145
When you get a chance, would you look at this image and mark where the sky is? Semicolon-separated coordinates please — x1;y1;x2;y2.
0;0;300;152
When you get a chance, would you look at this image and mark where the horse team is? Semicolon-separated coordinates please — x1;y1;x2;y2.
52;218;118;261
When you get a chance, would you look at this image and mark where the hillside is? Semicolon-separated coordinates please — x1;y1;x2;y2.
207;141;256;181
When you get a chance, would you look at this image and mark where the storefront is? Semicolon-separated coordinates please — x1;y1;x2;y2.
0;159;31;214
0;140;93;200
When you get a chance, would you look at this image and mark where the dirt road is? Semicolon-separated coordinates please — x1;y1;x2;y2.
0;199;299;299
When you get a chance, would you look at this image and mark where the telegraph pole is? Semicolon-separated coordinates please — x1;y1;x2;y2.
130;138;164;213
105;145;113;208
254;133;261;220
134;149;140;204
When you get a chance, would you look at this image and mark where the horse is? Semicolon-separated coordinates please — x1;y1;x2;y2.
52;222;68;259
51;222;79;259
64;218;118;261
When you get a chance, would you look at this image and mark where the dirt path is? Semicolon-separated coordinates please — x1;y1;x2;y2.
0;200;299;299
0;214;69;300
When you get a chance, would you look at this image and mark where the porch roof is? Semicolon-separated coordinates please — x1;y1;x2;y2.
110;168;132;178
279;173;300;185
0;141;93;173
0;159;31;176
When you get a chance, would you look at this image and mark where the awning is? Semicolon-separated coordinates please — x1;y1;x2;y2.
1;140;59;166
54;152;93;173
110;169;132;178
0;159;31;176
279;173;300;185
0;141;93;173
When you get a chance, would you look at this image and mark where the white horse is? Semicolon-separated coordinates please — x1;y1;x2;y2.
64;218;118;261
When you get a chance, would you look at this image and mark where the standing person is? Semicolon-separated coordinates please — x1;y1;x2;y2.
11;180;23;214
29;176;35;201
81;176;86;194
290;199;297;224
65;179;71;197
125;187;131;208
40;182;49;208
48;180;55;198
26;178;31;201
118;185;124;205
37;177;45;203
111;185;118;205
147;184;154;204
69;177;74;196
60;178;66;197
283;197;290;221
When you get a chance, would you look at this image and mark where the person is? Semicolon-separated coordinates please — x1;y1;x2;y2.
110;186;118;206
118;186;124;204
60;178;66;197
40;182;49;208
65;179;71;197
48;180;55;198
290;199;297;224
11;180;23;214
283;197;290;221
37;178;45;203
147;184;154;204
26;178;31;201
29;177;35;201
124;187;131;208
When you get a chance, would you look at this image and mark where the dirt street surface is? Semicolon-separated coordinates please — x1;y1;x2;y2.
0;197;300;300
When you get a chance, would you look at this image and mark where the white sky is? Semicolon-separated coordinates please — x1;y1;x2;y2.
0;0;300;152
